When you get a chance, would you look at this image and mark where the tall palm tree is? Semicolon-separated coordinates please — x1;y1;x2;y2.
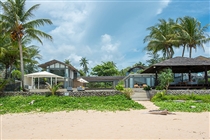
80;57;89;76
64;59;71;65
24;45;42;74
0;0;53;89
174;16;210;58
144;19;179;59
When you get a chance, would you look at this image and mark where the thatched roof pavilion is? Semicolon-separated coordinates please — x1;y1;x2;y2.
142;56;210;88
142;56;210;73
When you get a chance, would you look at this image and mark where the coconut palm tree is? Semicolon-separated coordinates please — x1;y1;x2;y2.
144;19;179;59
0;0;53;90
80;57;89;76
64;59;71;65
174;16;210;58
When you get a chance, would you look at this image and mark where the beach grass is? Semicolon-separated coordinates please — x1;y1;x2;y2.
154;101;210;112
0;94;145;114
151;93;210;112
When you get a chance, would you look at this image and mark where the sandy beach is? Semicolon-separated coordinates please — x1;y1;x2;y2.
1;101;209;139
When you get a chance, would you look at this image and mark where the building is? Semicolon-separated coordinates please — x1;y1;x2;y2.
38;59;79;88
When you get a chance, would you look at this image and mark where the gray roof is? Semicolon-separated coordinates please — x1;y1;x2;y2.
81;76;125;82
142;56;210;73
38;59;78;72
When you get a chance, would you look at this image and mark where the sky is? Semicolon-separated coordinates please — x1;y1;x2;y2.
25;0;210;71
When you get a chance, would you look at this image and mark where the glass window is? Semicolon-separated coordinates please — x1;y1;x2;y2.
60;64;65;68
55;63;60;68
49;64;54;68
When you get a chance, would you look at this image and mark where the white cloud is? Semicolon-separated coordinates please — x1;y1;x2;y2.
156;0;171;15
100;34;120;53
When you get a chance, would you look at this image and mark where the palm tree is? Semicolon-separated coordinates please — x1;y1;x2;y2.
24;45;42;74
64;59;71;65
0;0;53;89
174;16;210;58
80;57;89;76
146;52;164;66
133;61;146;67
144;19;179;59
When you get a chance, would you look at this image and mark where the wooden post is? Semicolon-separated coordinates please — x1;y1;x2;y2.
205;66;208;85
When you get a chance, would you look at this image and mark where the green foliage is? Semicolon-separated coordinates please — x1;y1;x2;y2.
152;92;210;112
0;94;145;114
115;81;134;100
80;57;89;76
154;101;210;112
87;82;112;89
155;85;164;90
121;88;134;100
151;92;210;103
151;91;166;102
115;80;124;91
45;82;62;96
11;70;21;80
91;61;118;76
143;86;151;91
0;78;10;92
158;68;174;92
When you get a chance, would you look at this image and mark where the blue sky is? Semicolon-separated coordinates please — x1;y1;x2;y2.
26;0;210;71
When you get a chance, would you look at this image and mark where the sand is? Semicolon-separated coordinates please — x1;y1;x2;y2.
0;101;209;139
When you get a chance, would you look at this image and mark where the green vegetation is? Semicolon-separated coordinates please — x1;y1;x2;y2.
0;94;145;114
154;101;210;112
151;91;210;112
45;82;62;96
0;0;53;89
115;81;134;100
158;68;174;92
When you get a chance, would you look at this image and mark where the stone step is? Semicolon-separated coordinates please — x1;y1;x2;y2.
132;97;150;101
131;94;148;98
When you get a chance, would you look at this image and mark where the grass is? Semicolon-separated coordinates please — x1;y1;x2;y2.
154;101;210;112
0;94;145;114
151;92;210;112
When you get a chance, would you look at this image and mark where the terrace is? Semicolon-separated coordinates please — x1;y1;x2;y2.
141;56;210;89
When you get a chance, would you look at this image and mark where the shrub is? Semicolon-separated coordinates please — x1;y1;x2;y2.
158;68;174;93
151;90;166;102
115;80;124;91
121;88;134;100
143;86;151;91
45;82;62;96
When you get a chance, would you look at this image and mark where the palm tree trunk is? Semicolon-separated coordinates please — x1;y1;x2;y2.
18;38;25;90
182;44;186;57
189;46;192;58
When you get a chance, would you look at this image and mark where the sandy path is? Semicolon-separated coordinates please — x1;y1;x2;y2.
0;102;209;139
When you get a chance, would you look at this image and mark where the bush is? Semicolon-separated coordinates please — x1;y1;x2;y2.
121;88;134;100
151;91;166;102
143;86;151;91
151;92;210;103
115;80;124;91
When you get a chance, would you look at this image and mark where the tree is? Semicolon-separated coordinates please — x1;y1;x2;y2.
0;0;53;90
80;57;89;76
64;59;71;65
91;61;118;76
133;61;146;67
174;16;210;58
118;66;131;76
24;45;42;74
158;68;174;93
144;19;179;59
146;52;164;66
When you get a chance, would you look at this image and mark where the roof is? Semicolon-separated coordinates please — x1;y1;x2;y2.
25;71;64;78
38;59;78;71
81;76;125;82
142;56;210;73
127;65;146;73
